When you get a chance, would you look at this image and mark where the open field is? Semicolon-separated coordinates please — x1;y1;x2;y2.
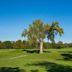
0;48;72;72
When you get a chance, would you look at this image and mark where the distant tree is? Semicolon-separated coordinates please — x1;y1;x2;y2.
15;40;23;49
2;41;13;49
57;41;64;48
22;40;30;49
58;41;63;44
22;40;26;48
43;42;51;49
0;41;2;49
68;43;72;48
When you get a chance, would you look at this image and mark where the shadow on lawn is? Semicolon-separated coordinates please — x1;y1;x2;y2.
23;49;39;53
27;61;72;72
0;67;39;72
0;67;25;72
23;49;51;54
61;53;72;60
0;63;72;72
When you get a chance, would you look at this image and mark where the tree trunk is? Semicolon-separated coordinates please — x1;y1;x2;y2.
40;41;43;53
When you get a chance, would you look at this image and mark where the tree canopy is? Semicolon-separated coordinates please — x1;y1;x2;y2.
22;20;64;53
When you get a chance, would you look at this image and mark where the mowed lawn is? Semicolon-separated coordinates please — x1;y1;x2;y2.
0;48;72;72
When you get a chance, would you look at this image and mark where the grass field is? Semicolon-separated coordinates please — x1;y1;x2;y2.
0;48;72;72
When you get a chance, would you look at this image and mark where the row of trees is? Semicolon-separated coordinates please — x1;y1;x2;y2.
0;40;26;49
22;20;64;53
0;40;72;49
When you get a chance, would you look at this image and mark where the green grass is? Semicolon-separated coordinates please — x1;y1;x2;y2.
0;48;72;72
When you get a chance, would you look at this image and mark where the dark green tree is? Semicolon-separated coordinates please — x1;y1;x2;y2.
2;41;13;49
15;40;23;49
45;22;64;43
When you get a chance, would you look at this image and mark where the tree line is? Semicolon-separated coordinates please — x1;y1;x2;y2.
0;40;72;49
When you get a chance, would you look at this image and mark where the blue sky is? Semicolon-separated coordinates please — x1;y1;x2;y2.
0;0;72;43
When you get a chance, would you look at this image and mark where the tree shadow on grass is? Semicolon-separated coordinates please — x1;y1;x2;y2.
27;61;72;72
30;70;39;72
23;49;51;54
23;49;39;53
61;53;72;60
0;67;26;72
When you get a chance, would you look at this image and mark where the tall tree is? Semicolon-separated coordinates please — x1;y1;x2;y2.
22;20;45;53
45;22;64;43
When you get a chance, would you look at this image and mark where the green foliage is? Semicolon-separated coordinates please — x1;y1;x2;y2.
22;20;45;48
14;40;23;49
2;41;13;49
22;20;64;53
0;40;72;49
0;41;3;49
46;21;64;43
